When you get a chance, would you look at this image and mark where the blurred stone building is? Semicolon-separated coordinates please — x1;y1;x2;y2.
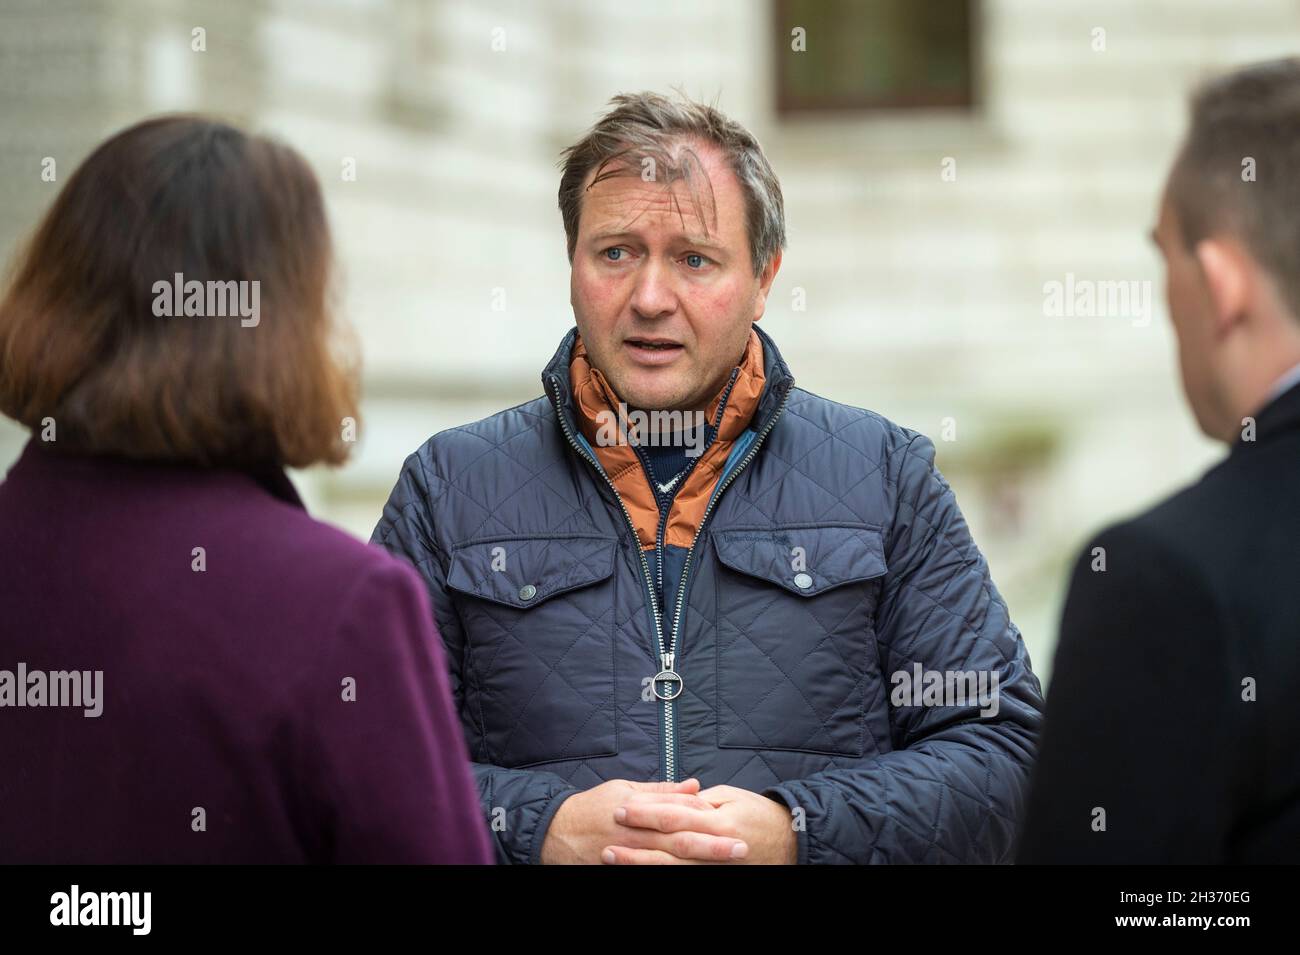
3;0;1297;680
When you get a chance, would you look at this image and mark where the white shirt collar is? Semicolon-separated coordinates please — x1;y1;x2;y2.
1266;361;1300;403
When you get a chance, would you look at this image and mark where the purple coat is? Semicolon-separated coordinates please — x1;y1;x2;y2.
0;439;493;864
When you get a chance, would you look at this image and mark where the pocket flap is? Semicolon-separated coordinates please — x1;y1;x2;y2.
447;535;616;608
711;523;887;596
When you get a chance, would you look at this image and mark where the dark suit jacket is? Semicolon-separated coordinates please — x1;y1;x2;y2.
1018;380;1300;863
0;439;493;863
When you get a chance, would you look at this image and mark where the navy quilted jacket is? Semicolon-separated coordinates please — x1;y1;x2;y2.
372;325;1044;864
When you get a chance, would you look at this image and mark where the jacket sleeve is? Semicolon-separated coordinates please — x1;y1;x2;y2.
762;433;1044;864
1016;521;1246;863
371;447;580;865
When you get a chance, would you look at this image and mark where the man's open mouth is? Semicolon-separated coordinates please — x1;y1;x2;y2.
626;339;683;351
624;339;685;365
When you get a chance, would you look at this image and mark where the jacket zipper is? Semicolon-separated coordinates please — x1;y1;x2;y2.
645;369;742;781
660;381;792;780
547;371;793;783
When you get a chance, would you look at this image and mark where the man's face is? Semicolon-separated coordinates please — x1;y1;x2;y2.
569;140;779;414
1152;189;1224;439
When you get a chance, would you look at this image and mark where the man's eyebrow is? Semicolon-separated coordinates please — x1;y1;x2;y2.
587;230;638;245
681;235;726;252
586;230;726;252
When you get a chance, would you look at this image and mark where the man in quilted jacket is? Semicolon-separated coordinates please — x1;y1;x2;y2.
373;91;1045;864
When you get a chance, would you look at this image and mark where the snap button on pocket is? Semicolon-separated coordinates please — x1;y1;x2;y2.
712;524;889;758
446;535;619;768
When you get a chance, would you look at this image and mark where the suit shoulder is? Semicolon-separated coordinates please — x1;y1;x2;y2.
1070;485;1224;603
1085;457;1236;564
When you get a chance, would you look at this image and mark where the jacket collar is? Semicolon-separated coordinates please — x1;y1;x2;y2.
1232;375;1300;454
542;322;796;444
569;327;767;450
4;438;305;509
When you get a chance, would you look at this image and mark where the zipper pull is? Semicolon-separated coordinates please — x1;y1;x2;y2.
652;654;683;701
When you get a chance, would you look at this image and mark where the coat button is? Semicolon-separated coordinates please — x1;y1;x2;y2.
793;573;813;590
518;584;538;601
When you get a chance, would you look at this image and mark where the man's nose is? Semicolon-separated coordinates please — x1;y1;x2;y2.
629;257;678;320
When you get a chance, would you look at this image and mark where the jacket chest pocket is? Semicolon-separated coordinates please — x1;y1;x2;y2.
711;523;888;758
446;534;618;769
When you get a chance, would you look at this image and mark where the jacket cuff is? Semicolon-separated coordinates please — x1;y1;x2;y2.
528;787;579;865
761;784;810;866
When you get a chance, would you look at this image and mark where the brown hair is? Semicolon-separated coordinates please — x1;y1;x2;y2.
0;115;358;468
1168;58;1300;318
558;91;786;276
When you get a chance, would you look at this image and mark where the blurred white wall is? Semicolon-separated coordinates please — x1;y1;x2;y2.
4;0;1298;683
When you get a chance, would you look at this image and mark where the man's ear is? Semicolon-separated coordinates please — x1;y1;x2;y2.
753;250;783;322
1194;238;1251;339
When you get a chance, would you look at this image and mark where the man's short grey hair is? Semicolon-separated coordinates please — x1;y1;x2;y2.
558;91;786;276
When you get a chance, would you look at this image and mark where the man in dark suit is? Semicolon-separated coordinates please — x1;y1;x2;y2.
1018;58;1300;863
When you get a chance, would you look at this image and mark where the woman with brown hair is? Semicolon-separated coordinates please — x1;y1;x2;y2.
0;116;492;863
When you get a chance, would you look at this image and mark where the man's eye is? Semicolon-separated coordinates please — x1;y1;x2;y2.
684;253;707;269
603;247;624;261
